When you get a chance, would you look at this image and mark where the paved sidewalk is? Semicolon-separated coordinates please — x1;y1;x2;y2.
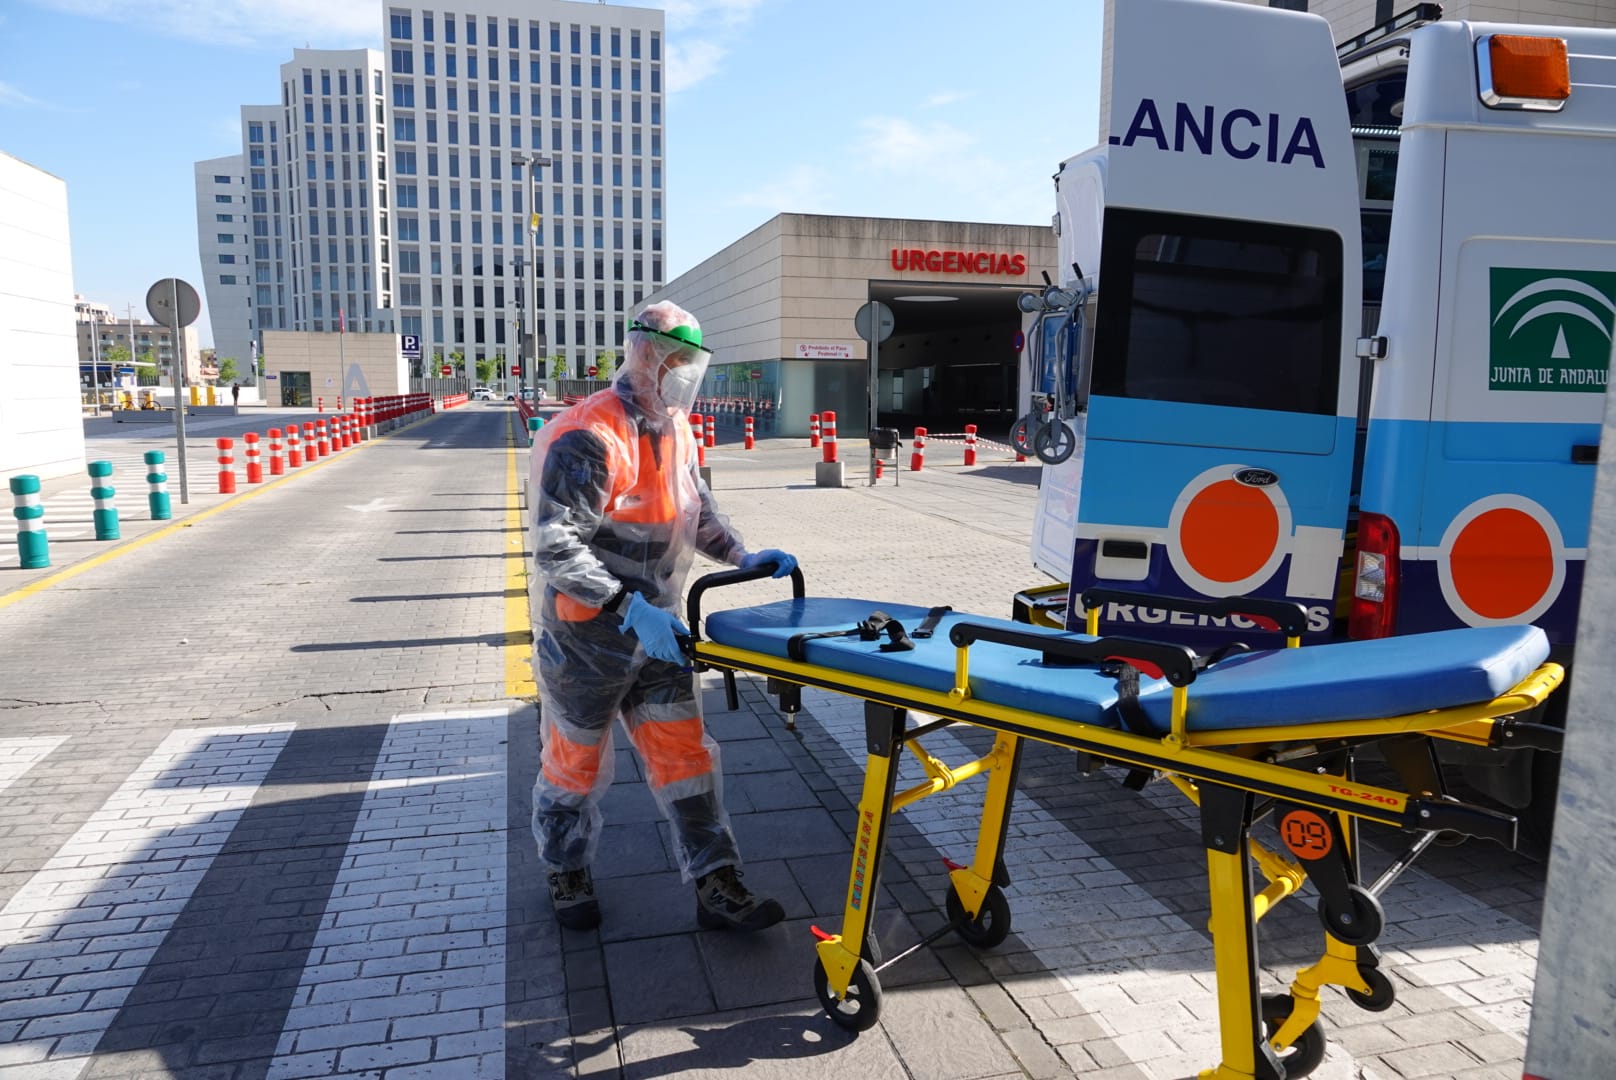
0;410;1546;1079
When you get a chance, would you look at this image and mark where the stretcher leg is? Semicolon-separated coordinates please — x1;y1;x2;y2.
1199;783;1286;1080
946;733;1021;945
813;700;907;1031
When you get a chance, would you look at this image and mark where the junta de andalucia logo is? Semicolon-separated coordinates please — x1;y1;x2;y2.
1489;267;1616;392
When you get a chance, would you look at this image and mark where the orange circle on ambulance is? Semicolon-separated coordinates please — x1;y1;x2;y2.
1436;494;1565;626
1166;465;1292;597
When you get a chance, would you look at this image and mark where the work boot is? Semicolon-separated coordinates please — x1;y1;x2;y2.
695;866;784;932
548;867;601;930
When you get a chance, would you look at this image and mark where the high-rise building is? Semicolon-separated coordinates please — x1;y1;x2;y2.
198;2;666;382
194;157;257;374
383;0;666;378
276;49;394;338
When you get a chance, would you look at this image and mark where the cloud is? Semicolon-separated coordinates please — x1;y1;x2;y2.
0;80;44;108
727;163;840;213
925;91;970;109
662;0;765;93
26;0;378;48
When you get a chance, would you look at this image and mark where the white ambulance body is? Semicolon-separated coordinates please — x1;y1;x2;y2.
1029;0;1616;825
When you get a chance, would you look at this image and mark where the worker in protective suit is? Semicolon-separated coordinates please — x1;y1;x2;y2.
528;300;799;932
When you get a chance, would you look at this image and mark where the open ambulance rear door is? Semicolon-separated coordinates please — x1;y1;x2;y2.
1061;0;1362;644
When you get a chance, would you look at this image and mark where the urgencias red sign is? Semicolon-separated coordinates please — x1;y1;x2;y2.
890;249;1027;275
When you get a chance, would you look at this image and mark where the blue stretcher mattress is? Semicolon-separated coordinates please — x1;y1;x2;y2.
702;598;1549;735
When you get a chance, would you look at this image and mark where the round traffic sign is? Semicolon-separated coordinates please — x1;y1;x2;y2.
440;365;452;376
854;301;895;344
145;277;201;328
588;365;599;377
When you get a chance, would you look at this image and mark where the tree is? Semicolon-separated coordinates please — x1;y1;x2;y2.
476;356;498;385
136;350;162;386
449;349;466;377
594;350;617;381
217;357;240;383
549;353;569;380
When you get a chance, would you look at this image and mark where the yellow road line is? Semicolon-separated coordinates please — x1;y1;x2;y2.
503;414;537;699
0;411;440;613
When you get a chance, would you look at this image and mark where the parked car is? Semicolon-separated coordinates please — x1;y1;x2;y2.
471;386;495;401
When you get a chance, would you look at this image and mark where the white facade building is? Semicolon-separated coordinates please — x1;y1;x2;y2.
0;151;85;482
383;0;666;377
279;49;394;337
194;156;257;376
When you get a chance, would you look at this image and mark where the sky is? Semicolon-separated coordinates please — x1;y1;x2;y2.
1;0;1103;348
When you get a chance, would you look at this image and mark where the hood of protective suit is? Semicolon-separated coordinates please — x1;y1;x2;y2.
616;304;712;418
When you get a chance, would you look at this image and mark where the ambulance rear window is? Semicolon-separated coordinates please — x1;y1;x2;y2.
1092;209;1343;416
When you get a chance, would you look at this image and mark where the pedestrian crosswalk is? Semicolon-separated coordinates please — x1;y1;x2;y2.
0;713;518;1079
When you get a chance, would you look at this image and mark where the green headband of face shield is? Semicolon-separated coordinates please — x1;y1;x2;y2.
627;319;712;357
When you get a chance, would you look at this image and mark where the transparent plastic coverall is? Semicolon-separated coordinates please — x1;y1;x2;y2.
528;302;791;896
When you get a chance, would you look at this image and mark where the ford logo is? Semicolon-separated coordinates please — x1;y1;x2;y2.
1234;468;1278;487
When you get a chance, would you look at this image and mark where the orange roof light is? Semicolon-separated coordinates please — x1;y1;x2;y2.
1478;34;1571;111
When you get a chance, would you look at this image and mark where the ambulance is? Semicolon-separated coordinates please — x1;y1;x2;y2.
1027;0;1616;829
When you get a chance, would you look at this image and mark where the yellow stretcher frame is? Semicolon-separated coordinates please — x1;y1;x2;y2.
686;575;1563;1080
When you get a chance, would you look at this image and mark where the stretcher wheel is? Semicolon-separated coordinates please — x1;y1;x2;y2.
1260;993;1326;1078
1318;884;1384;947
1033;421;1077;465
813;957;882;1032
1010;416;1036;455
1345;966;1395;1012
945;883;1012;948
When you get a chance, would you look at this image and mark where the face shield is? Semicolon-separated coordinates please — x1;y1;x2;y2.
627;318;712;416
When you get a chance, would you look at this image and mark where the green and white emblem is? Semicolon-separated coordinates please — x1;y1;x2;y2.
1489;267;1616;392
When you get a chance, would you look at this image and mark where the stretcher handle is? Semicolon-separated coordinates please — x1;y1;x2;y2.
685;563;807;643
947;621;1200;686
1080;588;1310;640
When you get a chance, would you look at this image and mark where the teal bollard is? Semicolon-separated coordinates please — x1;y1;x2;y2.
88;461;120;540
144;450;172;520
9;474;49;569
527;416;542;445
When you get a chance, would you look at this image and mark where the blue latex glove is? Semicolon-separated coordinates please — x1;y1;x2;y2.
741;549;799;579
618;591;691;664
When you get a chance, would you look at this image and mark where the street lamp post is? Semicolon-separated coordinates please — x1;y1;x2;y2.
513;153;554;398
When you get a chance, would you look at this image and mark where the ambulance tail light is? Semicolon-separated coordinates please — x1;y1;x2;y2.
1349;512;1400;639
1477;34;1571;112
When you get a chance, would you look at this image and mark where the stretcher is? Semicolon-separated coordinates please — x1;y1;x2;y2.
684;567;1565;1080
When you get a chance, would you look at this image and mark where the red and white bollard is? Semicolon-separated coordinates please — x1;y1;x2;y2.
303;422;319;460
809;413;821;448
216;438;236;494
911;427;927;471
244;432;263;483
744;416;755;450
317;396;324;413
339;414;351;449
689;413;707;468
337;395;344;412
286;426;303;468
356;399;369;441
268;428;286;475
704;415;716;448
822;411;838;463
317;420;331;457
964;424;978;467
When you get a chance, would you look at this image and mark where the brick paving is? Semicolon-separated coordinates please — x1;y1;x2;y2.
0;406;1549;1078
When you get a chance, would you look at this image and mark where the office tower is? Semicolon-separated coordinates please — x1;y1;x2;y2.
383;0;666;378
194;157;257;374
277;49;394;337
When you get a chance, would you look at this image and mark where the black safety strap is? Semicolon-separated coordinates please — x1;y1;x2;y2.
787;610;917;661
911;606;953;640
1103;641;1252;783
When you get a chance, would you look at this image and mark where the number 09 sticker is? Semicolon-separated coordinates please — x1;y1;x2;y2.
1279;809;1334;860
